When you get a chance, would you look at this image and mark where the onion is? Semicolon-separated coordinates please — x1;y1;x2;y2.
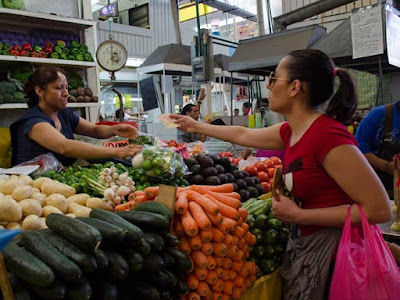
104;188;115;201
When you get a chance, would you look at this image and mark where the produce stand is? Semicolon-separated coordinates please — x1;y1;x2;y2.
377;201;400;241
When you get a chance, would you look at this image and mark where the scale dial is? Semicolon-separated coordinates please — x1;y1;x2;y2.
96;40;128;72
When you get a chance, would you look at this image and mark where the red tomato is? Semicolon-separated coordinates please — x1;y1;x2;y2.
256;161;268;172
257;171;269;182
245;165;258;176
270;156;282;165
265;159;275;168
261;182;271;193
267;168;276;178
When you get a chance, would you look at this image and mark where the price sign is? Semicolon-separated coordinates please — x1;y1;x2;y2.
174;145;191;159
104;140;129;148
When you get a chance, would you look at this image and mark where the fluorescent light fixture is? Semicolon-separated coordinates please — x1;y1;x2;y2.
125;57;146;68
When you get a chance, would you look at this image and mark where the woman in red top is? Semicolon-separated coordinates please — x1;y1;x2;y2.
171;49;391;299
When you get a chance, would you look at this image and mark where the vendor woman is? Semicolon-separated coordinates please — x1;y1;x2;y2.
11;66;141;166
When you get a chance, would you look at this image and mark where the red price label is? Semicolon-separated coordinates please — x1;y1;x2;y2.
174;146;191;159
104;140;129;148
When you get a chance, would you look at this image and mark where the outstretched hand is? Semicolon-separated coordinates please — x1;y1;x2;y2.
169;115;200;133
117;144;142;158
113;124;138;140
198;88;206;103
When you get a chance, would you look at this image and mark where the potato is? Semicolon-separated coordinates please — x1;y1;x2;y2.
67;203;92;218
46;194;68;213
0;192;4;198
19;199;43;217
9;175;19;180
393;205;397;213
86;197;113;211
0;179;23;195
6;222;21;229
3;195;14;201
12;185;33;202
65;214;76;218
42;206;63;217
32;188;40;193
0;178;7;185
32;177;52;190
67;193;90;206
0;221;8;227
18;174;33;186
41;181;76;198
31;192;47;207
0;198;22;222
22;215;42;230
40;217;48;229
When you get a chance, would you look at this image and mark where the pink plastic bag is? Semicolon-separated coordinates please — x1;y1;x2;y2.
329;206;400;300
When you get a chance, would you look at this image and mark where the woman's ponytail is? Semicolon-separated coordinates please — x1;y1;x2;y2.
23;74;39;108
325;68;358;125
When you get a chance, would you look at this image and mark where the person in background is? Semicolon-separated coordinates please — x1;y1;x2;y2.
171;49;391;299
11;66;141;167
242;102;251;116
355;101;400;199
177;88;207;143
115;108;132;121
234;108;240;116
203;119;235;155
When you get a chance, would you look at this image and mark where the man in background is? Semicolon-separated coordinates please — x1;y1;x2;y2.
242;102;251;116
234;108;240;116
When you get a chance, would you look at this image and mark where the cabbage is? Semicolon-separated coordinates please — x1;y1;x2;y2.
3;0;26;10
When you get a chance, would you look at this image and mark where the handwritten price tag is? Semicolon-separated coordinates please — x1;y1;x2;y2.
174;146;191;159
104;140;129;148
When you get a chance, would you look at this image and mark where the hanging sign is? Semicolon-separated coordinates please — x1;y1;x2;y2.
386;7;400;68
351;4;384;59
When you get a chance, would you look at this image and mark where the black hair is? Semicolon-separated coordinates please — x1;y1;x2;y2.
286;49;357;125
211;118;226;126
234;108;239;111
242;102;250;108
181;104;195;115
24;65;66;108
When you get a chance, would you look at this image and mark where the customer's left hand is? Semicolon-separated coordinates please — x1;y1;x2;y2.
272;194;302;224
113;124;138;139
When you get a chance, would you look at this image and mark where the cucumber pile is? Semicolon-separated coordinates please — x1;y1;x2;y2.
3;202;192;300
242;198;289;277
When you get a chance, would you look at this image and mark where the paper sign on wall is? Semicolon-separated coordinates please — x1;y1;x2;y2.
351;4;384;59
386;8;400;68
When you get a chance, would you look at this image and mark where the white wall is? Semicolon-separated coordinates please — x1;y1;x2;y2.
24;0;79;18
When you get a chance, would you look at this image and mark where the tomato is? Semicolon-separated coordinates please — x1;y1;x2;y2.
245;165;258;176
257;171;269;182
265;159;275;168
261;182;271;193
256;161;268;172
267;168;276;178
270;156;282;165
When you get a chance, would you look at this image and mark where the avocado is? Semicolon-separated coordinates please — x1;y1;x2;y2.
183;173;192;181
226;173;235;183
232;170;243;179
235;179;247;190
202;167;218;177
244;177;255;187
208;155;219;165
239;189;251;202
196;155;214;168
231;164;239;171
232;183;239;192
217;174;228;184
190;164;202;175
252;176;261;184
215;164;225;174
204;176;221;186
254;184;265;195
184;158;198;169
240;171;250;178
190;175;204;185
218;156;231;169
247;186;259;198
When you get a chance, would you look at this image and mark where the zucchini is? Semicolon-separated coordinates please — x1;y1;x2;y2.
66;277;92;300
29;279;66;300
105;250;129;281
144;269;177;289
46;213;102;252
8;272;23;291
133;201;173;220
115;211;170;232
76;217;127;246
160;290;173;300
159;252;175;267
120;248;143;272
90;209;143;244
175;277;188;294
127;280;160;300
161;268;178;288
20;231;82;281
136;238;151;256
142;253;165;273
143;232;165;252
91;280;118;300
3;243;55;287
161;233;180;247
93;248;109;271
165;247;192;273
41;229;97;273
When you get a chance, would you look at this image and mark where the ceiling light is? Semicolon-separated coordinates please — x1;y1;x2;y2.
125;57;146;68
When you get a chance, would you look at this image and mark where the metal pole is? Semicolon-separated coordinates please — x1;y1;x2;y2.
379;55;384;105
230;72;233;125
256;0;265;36
195;0;202;56
170;0;182;44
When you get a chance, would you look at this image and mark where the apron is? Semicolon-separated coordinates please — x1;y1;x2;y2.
375;103;400;199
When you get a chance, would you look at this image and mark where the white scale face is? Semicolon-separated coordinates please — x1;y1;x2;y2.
96;40;128;72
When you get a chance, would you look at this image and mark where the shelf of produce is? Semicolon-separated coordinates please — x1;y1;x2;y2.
0;55;96;68
0;103;99;109
0;7;95;31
